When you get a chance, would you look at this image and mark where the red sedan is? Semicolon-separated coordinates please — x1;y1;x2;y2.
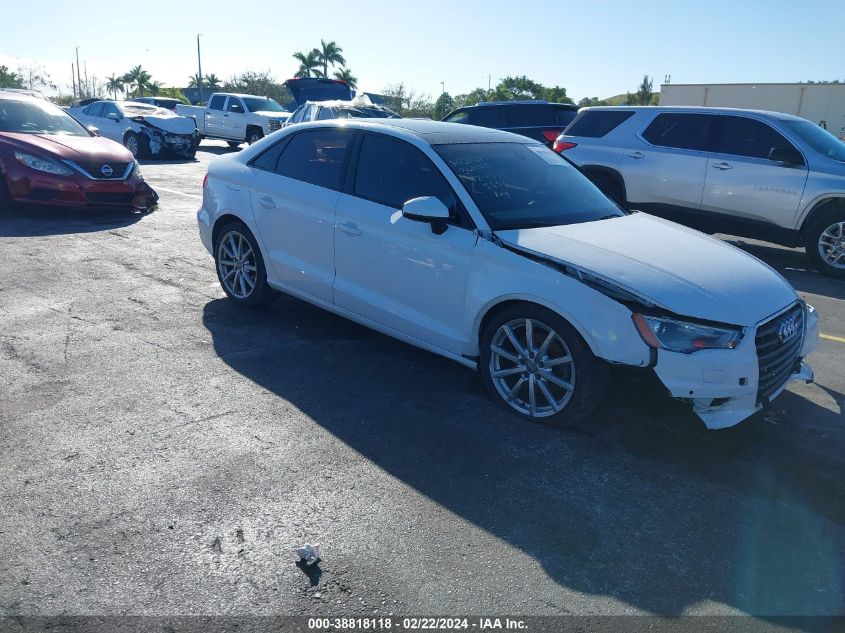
0;91;158;210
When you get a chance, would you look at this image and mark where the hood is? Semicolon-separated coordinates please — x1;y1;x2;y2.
253;110;290;120
1;132;134;163
497;213;798;326
130;113;197;136
284;78;353;105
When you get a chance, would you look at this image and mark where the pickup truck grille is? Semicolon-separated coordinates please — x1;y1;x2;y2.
267;119;282;132
755;303;804;404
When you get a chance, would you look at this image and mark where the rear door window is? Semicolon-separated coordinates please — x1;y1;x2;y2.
642;113;714;151
86;102;105;118
316;107;334;121
715;115;797;160
565;110;634;137
469;106;504;128
502;105;554;127
274;128;353;190
208;95;226;110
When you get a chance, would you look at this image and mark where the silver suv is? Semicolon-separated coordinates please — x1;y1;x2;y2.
555;107;845;277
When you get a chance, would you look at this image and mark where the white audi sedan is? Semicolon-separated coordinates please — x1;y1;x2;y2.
197;119;819;430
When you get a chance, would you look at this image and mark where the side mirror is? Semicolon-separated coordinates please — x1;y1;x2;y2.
87;126;100;136
401;196;450;235
768;146;803;165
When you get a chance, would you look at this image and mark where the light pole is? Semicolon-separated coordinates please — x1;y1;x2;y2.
75;47;83;98
196;34;204;105
440;81;445;96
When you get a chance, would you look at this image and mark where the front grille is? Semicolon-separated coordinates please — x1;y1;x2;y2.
267;119;282;132
86;192;135;205
755;303;804;404
77;162;131;180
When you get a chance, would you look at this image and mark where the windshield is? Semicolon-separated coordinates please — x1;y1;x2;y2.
435;142;623;230
783;119;845;162
120;103;160;116
0;98;90;136
243;97;285;113
335;106;399;119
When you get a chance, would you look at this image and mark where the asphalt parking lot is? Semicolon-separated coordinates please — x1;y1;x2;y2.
1;141;844;622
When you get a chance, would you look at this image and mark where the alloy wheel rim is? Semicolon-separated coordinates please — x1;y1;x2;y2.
489;318;576;418
217;231;257;299
126;136;139;156
818;221;845;269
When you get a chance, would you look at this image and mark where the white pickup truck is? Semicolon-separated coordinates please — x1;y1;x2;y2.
175;93;290;147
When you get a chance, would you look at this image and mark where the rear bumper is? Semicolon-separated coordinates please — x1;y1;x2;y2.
653;302;819;430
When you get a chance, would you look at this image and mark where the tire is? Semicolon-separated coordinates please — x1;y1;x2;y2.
213;220;275;307
804;209;845;278
590;172;625;207
0;171;15;213
246;127;264;145
227;141;241;149
479;304;609;427
123;132;148;158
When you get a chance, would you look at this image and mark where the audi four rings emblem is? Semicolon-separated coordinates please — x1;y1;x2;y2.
100;164;114;177
778;315;800;343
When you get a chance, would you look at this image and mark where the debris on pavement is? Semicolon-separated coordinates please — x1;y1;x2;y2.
295;543;321;566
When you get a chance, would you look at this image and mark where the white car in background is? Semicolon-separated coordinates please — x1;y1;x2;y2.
69;100;198;158
197;120;819;430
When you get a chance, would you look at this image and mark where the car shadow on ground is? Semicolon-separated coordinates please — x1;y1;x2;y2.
137;156;199;166
0;205;150;237
202;295;845;620
196;145;241;157
724;239;845;301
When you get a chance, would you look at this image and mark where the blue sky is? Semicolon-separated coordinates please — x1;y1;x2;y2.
2;0;844;101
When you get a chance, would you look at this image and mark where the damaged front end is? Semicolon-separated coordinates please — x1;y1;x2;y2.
130;113;199;159
495;235;818;429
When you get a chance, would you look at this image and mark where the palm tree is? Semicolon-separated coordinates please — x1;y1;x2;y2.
187;73;202;88
124;65;152;97
148;81;162;96
333;68;357;89
205;73;221;90
316;40;346;78
105;74;124;100
292;49;323;78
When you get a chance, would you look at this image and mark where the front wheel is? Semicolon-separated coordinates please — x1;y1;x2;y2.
479;304;608;427
213;221;275;307
227;141;241;149
805;211;845;278
124;132;142;158
246;128;264;145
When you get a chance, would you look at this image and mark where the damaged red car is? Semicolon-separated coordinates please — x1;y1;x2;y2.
0;91;158;210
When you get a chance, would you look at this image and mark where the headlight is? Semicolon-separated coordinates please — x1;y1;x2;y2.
14;151;73;176
632;313;743;353
131;160;142;177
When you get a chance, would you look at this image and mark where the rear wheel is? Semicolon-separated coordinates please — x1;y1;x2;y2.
479;304;609;427
805;209;845;278
590;172;625;207
213;220;275;307
227;141;241;149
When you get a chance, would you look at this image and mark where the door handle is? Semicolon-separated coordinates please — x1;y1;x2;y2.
626;151;645;159
337;221;362;237
712;162;733;170
223;114;229;117
257;196;275;209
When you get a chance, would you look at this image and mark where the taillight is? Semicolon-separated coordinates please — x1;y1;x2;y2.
542;129;562;144
553;140;578;153
202;172;208;188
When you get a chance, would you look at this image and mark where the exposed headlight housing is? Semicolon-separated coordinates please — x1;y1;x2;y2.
632;313;743;354
14;151;73;176
131;160;142;178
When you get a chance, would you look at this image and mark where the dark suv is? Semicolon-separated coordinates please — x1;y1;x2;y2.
441;100;578;146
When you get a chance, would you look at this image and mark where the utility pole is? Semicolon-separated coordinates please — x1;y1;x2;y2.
440;81;445;96
196;34;204;105
84;62;88;97
75;47;82;98
71;63;77;98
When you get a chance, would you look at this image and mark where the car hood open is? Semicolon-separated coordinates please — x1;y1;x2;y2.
496;213;798;326
284;78;353;106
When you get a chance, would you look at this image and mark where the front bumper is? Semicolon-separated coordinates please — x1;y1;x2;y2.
6;165;158;210
652;302;819;430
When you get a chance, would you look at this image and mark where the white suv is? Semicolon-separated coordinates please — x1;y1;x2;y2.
555;107;845;277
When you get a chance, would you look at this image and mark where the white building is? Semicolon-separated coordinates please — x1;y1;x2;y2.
659;83;845;138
